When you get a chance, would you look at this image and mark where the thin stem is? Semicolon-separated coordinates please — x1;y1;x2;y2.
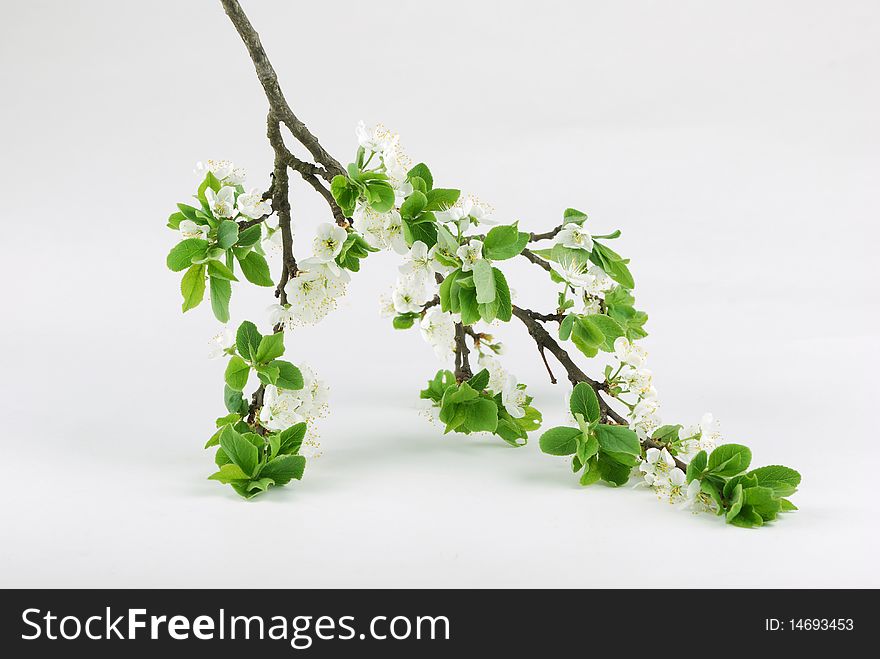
220;0;344;177
453;322;473;382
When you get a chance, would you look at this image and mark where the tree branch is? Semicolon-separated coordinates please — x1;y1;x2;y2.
529;226;563;242
453;322;473;382
520;248;552;272
220;0;344;177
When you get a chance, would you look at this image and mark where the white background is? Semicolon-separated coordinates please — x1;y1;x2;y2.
1;0;877;587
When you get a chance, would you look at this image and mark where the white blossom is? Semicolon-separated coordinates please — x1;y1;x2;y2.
619;366;654;399
392;277;429;314
555;222;593;252
179;219;208;240
237;189;272;219
259;385;303;431
679;412;722;459
584;265;615;297
456;239;483;272
478;355;508;394
267;303;298;332
550;259;595;290
207;328;235;360
420;308;456;360
399;240;434;281
685;478;719;513
582;297;602;315
262;225;283;255
501;375;528;418
312;223;348;262
613;336;647;368
639;447;675;486
196;159;235;181
378;292;397;319
205;186;237;219
435;195;495;230
283;259;347;326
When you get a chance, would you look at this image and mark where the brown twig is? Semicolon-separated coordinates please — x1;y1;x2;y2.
529;226;563;242
453;322;473;382
220;0;344;177
520;248;552;272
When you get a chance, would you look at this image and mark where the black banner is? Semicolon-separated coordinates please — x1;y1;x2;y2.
0;589;869;655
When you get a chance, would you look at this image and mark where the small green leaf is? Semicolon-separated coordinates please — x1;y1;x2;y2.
464;398;498;433
594;424;640;456
466;369;490;391
400;190;427;219
539;426;581;456
167;238;209;272
208;463;250;484
217;220;239;249
255;332;285;363
260;454;306;486
235;321;262;362
569;382;600;423
483;224;529;260
237;251;273;286
708;444;752;477
278;423;307;454
209;276;232;323
206;259;238;282
746;465;801;498
407;163;433;190
424;188;460;211
472;259;496;304
224;355;250;391
492;267;512;321
180;263;206;312
686;450;708;482
223;384;246;415
272;360;303;390
218;425;259;478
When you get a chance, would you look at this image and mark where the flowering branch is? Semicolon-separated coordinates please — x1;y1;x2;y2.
160;0;801;521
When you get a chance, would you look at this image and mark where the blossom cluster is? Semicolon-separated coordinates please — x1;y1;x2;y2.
259;366;330;431
179;159;271;242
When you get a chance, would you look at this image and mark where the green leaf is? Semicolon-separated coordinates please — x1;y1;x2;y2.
424;188;460;211
223;384;246;415
237;224;262;248
587;314;625;351
209;276;232;323
255;332;285;363
726;484;745;522
686;450;708;482
400;190;427;219
272;360;303;390
483;224;529;260
167;238;209;272
330;175;357;217
260;454;306;486
367;181;395;212
597;455;632;486
278;423;307;454
651;424;682;443
180;264;206;312
237;251;273;286
569;382;600;423
224;355;250;391
539;426;581;456
708;444;752;477
206;259;238;282
407;163;433;190
466;369;491;392
217;219;239;249
218;425;259;478
458;286;480;325
580;457;602;485
402;217;438;249
594;424;640;456
177;203;199;219
236;321;262;362
472;259;496;304
559;314;576;341
747;465;801;498
780;498;798;512
563;208;588;224
438;268;460;312
208;463;250;484
256;362;281;386
464;398;499;433
492;268;512;321
392;314;416;330
167;211;185;230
